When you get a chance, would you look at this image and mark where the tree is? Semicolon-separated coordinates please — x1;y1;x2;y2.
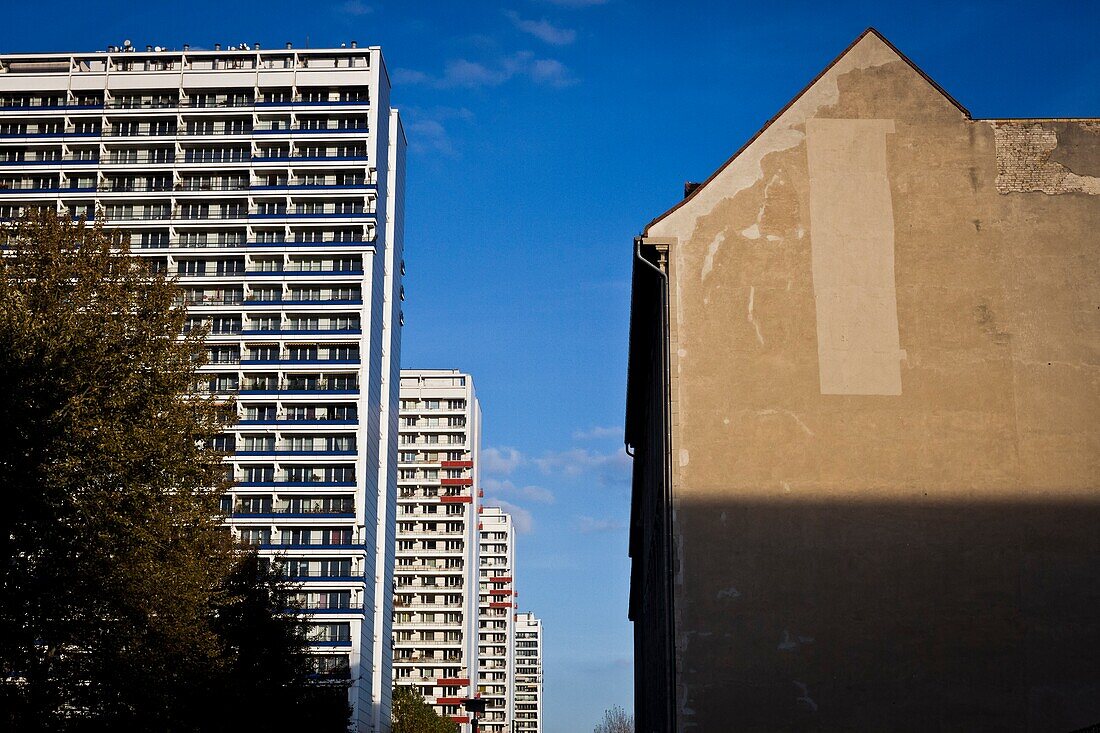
208;552;351;731
392;685;460;733
0;210;349;731
594;705;635;733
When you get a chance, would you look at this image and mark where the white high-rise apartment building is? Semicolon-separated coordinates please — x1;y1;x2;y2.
514;612;543;733
0;43;405;733
478;507;516;733
394;370;482;729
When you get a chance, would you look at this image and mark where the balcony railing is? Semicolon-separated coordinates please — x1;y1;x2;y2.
238;379;359;393
239;325;361;334
105;100;179;109
0;156;99;166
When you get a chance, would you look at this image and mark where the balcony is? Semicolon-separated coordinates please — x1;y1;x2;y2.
238;379;358;395
233;448;357;457
243;265;365;275
245;240;372;249
257;535;364;549
105;100;179;110
251;153;369;163
285;601;364;612
0;156;98;166
240;296;362;306
101;154;174;165
237;418;358;426
238;357;360;366
254;124;369;135
232;508;355;519
240;325;361;335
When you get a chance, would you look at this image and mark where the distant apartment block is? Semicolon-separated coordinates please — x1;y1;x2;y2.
0;42;405;733
513;612;543;733
478;507;517;732
393;370;482;728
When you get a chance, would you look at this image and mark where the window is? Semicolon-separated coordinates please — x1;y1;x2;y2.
288;345;318;361
244;405;277;421
239;528;271;545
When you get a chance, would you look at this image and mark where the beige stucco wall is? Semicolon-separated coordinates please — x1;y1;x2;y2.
645;32;1100;731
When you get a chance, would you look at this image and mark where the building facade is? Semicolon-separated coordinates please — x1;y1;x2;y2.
477;507;516;733
513;612;543;733
626;28;1100;732
393;369;482;728
0;44;405;733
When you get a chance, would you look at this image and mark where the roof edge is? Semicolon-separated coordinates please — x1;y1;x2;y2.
642;27;971;237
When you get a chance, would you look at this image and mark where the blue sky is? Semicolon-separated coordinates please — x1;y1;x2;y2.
3;1;1098;730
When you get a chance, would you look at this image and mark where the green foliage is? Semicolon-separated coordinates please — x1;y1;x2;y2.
0;210;349;731
392;685;460;733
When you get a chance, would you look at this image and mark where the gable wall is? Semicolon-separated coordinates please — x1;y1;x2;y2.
643;33;1100;730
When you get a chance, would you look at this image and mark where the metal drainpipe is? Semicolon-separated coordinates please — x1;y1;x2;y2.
633;237;676;733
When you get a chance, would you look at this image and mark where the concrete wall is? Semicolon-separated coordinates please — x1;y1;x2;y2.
636;30;1100;732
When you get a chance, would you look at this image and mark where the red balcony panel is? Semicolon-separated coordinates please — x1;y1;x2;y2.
489;589;512;596
449;716;470;724
440;495;472;504
491;576;512;583
441;478;473;486
441;460;473;468
489;601;511;608
437;677;470;686
437;697;465;705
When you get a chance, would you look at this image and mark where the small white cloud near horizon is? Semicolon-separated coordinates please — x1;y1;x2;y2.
483;477;555;504
576;515;626;534
505;10;577;45
534;447;631;485
481;446;525;475
573;425;621;441
489;498;535;534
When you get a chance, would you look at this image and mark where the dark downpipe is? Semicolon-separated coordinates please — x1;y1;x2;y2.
633;237;676;733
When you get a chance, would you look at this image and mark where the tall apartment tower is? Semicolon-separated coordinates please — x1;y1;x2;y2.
477;507;517;733
0;45;405;733
513;612;543;733
394;369;482;728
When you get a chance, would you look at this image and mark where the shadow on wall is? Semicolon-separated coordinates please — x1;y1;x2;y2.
674;498;1100;733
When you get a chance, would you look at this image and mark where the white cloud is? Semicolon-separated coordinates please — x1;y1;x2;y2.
533;448;631;486
395;52;576;89
338;0;372;15
576;515;626;534
488;498;535;534
392;68;430;85
505;11;577;45
573;425;621;441
529;58;576;88
481;446;525;475
483;477;555;504
402;106;474;157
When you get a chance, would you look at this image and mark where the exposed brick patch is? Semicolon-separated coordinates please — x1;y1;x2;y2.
992;121;1100;195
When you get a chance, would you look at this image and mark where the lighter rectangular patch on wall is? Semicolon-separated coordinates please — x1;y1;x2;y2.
806;118;903;396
